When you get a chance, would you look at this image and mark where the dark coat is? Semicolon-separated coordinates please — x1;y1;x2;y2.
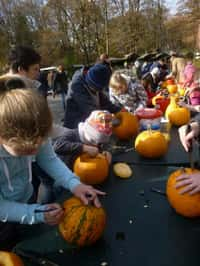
63;71;120;128
53;128;82;169
52;71;68;94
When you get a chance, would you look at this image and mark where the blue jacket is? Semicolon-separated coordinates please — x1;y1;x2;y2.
63;72;120;128
0;139;81;225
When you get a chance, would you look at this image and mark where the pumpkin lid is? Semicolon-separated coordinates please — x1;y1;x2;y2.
135;108;163;119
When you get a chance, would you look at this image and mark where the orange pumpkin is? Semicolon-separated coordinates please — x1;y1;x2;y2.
166;84;178;94
113;112;139;140
165;96;190;126
59;197;106;246
73;153;109;184
167;168;200;218
152;95;170;113
135;130;168;158
0;251;24;266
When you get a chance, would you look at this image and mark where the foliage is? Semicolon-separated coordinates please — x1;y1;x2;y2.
0;0;199;69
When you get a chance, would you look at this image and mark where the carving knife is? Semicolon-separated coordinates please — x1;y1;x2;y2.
186;124;194;169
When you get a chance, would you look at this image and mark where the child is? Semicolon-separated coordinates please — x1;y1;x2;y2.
109;71;147;113
0;80;105;249
53;110;113;169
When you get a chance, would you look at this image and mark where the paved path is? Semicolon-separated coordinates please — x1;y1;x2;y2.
47;95;64;125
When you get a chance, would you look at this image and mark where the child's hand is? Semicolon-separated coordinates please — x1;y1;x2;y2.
83;145;99;157
102;151;112;164
72;184;106;208
43;203;64;225
175;172;200;195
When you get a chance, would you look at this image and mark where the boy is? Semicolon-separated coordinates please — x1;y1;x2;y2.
0;79;105;249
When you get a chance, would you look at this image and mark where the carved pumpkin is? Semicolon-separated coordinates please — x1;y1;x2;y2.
113;162;132;178
165;96;190;126
166;84;178;94
167;168;200;218
0;251;24;266
73;153;109;185
135;130;168;158
59;197;106;246
113;112;139;140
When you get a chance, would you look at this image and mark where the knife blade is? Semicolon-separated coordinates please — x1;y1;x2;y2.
186;124;194;169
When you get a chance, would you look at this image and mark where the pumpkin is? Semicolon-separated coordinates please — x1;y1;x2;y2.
165;96;190;126
73;153;109;185
113;163;132;178
113;112;139;140
166;84;178;94
0;251;24;266
167;168;200;218
135;130;168;158
59;197;106;246
151;95;170;113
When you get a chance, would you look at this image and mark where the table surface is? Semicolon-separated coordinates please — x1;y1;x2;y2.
15;164;200;266
113;126;199;166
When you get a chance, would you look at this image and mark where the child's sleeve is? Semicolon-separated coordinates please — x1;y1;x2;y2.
36;139;81;192
0;194;46;224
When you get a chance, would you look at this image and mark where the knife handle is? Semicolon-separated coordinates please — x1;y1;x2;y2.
186;124;193;152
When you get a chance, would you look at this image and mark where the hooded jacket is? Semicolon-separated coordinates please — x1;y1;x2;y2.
0;139;80;225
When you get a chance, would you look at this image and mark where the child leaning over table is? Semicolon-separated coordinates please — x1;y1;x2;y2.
0;85;105;250
109;71;147;113
53;110;113;169
176;113;200;195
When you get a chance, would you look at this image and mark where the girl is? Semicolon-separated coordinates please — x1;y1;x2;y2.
109;71;147;113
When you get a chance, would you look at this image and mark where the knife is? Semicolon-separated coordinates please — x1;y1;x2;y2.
186;124;194;169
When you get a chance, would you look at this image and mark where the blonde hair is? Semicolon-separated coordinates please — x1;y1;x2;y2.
109;71;127;93
0;84;52;149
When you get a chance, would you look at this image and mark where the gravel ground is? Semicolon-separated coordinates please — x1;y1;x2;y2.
47;95;64;125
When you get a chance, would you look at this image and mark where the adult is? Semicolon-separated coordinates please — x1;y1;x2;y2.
176;114;200;195
63;64;120;129
96;53;112;74
7;45;42;94
167;51;186;83
52;65;68;110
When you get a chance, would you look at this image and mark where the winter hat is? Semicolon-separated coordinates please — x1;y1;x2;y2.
78;110;114;145
85;64;111;90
